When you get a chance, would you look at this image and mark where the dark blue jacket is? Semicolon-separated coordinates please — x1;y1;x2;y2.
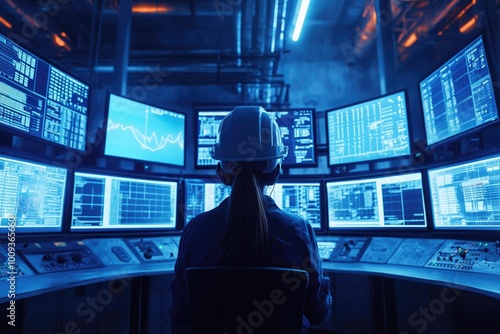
170;195;332;331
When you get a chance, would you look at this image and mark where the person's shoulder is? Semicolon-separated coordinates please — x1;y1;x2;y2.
265;196;310;229
184;198;228;231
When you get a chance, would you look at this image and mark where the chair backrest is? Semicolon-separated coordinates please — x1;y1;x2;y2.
185;266;309;334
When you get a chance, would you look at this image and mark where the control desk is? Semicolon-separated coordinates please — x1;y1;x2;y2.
1;235;499;303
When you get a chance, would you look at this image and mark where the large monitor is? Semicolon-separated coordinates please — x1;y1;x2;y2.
71;171;178;231
0;33;89;151
104;93;186;167
268;180;322;229
325;172;426;229
419;35;499;147
325;90;411;166
428;153;500;230
183;178;232;225
195;108;316;168
0;153;67;233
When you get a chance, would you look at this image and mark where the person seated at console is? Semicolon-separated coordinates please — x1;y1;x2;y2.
170;106;332;333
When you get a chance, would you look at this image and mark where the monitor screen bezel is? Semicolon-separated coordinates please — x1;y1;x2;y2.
0;32;90;153
427;151;500;231
69;168;181;233
0;149;69;234
193;106;318;169
325;170;428;231
418;33;500;149
325;89;413;167
102;91;187;168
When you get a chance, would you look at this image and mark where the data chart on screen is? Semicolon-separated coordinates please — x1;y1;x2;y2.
420;35;499;146
184;180;232;224
104;93;185;166
0;33;89;151
326;90;411;165
0;155;67;233
196;108;316;167
269;181;322;229
428;154;500;229
71;172;178;230
326;172;426;228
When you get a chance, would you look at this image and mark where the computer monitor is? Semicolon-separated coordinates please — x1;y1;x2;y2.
419;35;499;147
0;153;67;233
195;108;317;168
268;180;322;229
0;33;89;151
428;153;500;230
325;90;411;166
325;172;426;229
71;171;178;231
104;93;186;167
196;110;229;167
271;108;316;167
183;178;232;225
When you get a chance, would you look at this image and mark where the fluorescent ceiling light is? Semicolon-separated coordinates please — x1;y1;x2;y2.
292;0;310;41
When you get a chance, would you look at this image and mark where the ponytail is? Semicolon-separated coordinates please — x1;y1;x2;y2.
222;169;270;265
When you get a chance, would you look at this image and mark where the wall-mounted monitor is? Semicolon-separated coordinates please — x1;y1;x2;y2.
104;93;186;167
428;153;500;230
0;153;67;233
325;90;411;166
183;178;232;225
419;35;499;147
0;33;89;151
325;172;426;229
268;180;322;229
195;108;316;168
71;171;178;231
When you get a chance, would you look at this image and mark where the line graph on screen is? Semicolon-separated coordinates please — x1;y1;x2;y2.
104;96;185;166
107;119;184;152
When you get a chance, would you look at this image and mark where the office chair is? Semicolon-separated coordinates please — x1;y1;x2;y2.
185;266;309;334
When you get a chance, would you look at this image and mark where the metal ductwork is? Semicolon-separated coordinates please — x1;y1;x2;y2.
350;0;466;63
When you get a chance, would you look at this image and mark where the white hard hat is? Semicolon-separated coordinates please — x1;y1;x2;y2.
210;106;288;173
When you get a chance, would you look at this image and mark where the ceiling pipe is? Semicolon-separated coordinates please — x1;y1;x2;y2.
235;4;242;67
267;0;280;54
239;0;255;101
254;0;268;54
113;0;132;95
264;0;280;104
235;1;243;96
277;0;289;54
241;0;255;56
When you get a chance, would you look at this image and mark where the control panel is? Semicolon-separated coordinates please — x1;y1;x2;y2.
425;240;500;274
0;244;34;278
316;236;340;260
329;236;371;262
360;237;404;264
316;236;371;262
126;236;180;262
19;240;104;274
83;238;140;265
387;238;445;267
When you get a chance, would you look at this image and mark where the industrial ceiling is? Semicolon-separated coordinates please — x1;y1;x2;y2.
0;0;491;94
